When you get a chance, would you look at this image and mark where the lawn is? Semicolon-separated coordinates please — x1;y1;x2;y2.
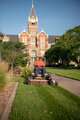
46;69;80;81
9;77;80;120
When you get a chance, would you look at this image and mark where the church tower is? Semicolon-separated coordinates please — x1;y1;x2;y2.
28;1;38;62
19;1;49;63
28;2;38;36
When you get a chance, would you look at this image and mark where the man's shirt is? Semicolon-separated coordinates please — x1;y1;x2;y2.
35;60;45;68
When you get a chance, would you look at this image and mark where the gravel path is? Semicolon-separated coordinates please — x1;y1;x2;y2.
50;74;80;97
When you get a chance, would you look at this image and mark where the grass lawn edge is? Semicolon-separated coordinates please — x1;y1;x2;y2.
46;69;80;81
47;72;80;81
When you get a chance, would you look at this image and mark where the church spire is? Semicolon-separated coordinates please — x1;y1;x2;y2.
30;0;36;19
28;0;38;35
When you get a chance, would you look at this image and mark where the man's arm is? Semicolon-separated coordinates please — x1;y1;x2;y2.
35;61;38;67
41;61;45;68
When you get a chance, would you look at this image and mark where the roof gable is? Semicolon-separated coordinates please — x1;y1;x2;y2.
19;30;29;37
38;30;48;38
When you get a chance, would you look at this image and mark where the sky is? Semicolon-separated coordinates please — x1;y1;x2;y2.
0;0;80;35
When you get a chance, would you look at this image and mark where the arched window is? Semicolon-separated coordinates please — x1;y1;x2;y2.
31;50;37;62
22;38;27;45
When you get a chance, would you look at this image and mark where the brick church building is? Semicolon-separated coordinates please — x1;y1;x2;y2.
19;3;50;62
0;3;58;63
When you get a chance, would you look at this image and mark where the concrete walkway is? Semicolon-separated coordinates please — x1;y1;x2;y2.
50;74;80;97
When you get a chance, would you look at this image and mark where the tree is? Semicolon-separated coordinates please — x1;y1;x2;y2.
56;34;78;66
66;25;80;66
2;41;28;76
45;25;80;67
45;44;61;64
57;25;80;66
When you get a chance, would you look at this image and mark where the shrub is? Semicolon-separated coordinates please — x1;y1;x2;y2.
0;61;8;89
21;67;32;79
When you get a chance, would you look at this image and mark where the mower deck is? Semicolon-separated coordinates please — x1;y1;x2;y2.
27;73;58;85
28;79;48;85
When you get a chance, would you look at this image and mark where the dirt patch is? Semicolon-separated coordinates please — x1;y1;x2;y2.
0;82;17;119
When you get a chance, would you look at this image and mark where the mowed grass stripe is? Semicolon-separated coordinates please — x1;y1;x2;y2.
35;85;80;120
9;78;80;120
45;85;80;119
9;83;51;120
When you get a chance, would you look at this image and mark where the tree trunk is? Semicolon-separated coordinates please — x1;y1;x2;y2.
62;60;65;67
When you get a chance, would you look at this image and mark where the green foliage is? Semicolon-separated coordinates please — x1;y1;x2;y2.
45;25;80;67
21;68;32;78
45;44;61;63
57;32;79;66
14;55;28;67
9;79;80;120
2;41;28;67
0;62;8;89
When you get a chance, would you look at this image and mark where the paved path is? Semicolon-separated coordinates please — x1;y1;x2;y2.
50;74;80;97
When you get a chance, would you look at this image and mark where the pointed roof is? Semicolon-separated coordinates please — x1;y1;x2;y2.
30;4;36;19
37;29;48;38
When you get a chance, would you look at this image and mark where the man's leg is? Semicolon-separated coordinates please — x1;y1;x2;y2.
42;68;45;77
35;68;39;76
35;68;38;76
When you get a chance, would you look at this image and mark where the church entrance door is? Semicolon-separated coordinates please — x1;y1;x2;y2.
31;50;37;63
